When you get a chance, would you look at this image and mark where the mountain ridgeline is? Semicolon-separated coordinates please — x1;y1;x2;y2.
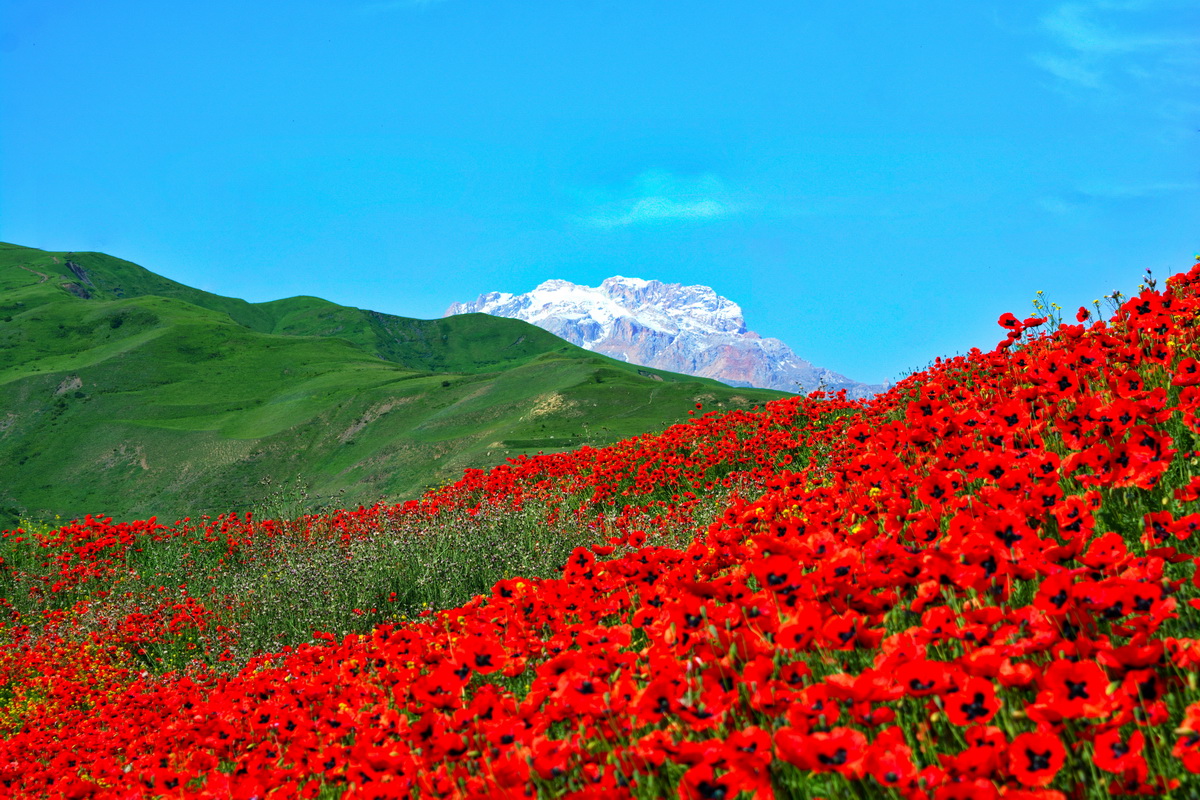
447;277;885;397
0;244;785;526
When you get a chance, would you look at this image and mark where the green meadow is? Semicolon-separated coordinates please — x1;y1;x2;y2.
0;243;784;526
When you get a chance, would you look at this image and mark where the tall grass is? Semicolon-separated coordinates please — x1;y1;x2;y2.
1;481;742;673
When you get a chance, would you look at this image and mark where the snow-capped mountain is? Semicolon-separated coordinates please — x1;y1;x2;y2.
444;277;883;397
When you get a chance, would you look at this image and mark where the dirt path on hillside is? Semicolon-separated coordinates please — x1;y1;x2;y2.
17;265;49;284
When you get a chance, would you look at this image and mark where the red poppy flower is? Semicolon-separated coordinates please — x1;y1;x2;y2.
1175;727;1200;774
1078;531;1129;570
864;731;917;789
635;677;682;724
918;473;957;505
945;677;1002;726
1033;572;1077;617
825;668;903;704
998;312;1022;330
777;659;811;687
726;726;773;772
1175;357;1200;387
410;663;469;709
751;553;806;597
530;737;573;781
1093;727;1145;774
453;634;507;676
945;724;1008;779
1041;659;1111;718
553;673;611;717
1176;476;1200;504
775;726;867;777
1007;731;1066;787
822;612;863;650
785;684;841;730
677;762;746;800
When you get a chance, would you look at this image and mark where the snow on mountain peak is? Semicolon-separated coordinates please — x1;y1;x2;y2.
601;275;649;288
444;277;880;396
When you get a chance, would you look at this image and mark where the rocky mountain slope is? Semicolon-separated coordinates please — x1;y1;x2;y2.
446;277;883;397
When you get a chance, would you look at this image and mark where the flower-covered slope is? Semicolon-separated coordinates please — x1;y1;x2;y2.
5;262;1200;797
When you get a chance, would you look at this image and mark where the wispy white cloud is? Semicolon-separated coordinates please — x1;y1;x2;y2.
590;197;733;228
1030;53;1104;87
1038;180;1198;216
1043;2;1197;53
1043;3;1142;53
1038;195;1083;216
1031;1;1200;89
580;170;744;229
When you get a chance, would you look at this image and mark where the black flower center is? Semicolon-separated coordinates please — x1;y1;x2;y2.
818;747;848;766
959;692;990;721
1065;679;1089;700
1025;748;1052;772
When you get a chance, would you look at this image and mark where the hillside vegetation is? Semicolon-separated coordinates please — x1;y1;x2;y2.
0;243;783;525
7;259;1200;797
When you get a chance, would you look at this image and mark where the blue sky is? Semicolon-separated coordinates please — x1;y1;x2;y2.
1;0;1196;385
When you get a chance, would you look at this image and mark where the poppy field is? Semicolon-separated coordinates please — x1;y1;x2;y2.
6;261;1200;798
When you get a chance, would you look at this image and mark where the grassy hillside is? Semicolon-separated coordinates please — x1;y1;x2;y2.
0;243;784;525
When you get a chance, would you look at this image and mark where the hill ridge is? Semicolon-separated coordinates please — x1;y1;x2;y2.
0;243;784;524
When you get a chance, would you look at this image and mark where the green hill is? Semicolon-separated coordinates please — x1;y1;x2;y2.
0;243;785;525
